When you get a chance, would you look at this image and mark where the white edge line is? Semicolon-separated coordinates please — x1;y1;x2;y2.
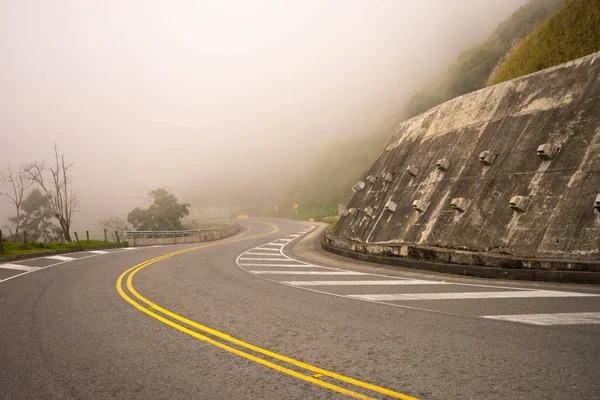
1;225;251;285
234;223;462;317
234;221;598;318
0;254;100;284
240;264;318;267
481;312;600;326
229;225;251;240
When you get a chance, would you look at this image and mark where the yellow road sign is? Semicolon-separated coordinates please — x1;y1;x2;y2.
293;203;299;209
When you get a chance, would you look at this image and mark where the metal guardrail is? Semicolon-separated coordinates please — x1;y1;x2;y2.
124;222;239;238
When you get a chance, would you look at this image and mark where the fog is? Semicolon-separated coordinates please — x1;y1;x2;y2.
0;0;526;229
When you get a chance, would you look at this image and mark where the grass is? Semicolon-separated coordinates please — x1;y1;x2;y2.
275;135;387;221
488;0;600;85
0;240;126;257
267;0;567;221
322;216;340;230
404;0;565;118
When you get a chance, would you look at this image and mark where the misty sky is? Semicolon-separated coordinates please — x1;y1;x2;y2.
1;0;526;229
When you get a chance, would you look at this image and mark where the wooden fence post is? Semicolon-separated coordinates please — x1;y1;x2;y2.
86;230;90;243
115;231;120;243
0;230;3;252
104;229;108;242
74;232;79;243
23;231;28;247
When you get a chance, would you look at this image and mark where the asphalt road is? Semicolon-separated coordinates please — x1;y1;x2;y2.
1;219;599;399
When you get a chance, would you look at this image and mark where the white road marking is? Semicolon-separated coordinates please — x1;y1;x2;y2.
483;312;600;326
348;290;600;301
235;225;600;324
45;255;76;261
281;279;450;286
0;263;40;272
229;227;250;240
250;271;368;275
240;263;319;268
244;252;284;256
0;243;162;285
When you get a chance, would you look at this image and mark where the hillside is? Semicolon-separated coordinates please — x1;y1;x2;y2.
275;134;388;220
274;0;566;221
404;0;565;118
489;0;600;85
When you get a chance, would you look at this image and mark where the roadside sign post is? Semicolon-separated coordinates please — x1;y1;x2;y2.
293;203;299;217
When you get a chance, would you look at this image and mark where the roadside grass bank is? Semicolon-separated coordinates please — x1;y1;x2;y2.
488;0;600;85
0;240;127;257
322;216;339;230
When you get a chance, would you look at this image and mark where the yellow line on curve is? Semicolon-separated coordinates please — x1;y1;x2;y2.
116;222;418;400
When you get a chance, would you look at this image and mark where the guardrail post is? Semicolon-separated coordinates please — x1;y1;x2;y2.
115;231;120;243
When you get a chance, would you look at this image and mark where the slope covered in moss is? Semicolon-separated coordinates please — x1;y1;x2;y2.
275;0;567;220
489;0;600;85
405;0;565;118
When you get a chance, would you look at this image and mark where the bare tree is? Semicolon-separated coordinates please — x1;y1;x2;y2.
0;165;34;236
25;144;79;242
96;217;129;242
2;221;16;239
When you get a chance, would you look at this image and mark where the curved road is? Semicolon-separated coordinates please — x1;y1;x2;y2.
1;219;599;399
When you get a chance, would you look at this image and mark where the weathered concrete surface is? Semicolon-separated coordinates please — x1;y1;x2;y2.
332;52;600;268
126;224;241;246
323;232;600;284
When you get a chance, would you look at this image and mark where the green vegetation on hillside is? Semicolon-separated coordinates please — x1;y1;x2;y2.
275;0;567;220
322;215;340;230
276;135;387;220
0;240;125;257
404;0;565;118
488;0;600;85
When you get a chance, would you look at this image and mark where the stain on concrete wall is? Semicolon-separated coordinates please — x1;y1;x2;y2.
334;52;600;260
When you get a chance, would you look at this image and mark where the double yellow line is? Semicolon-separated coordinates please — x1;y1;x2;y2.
116;223;417;400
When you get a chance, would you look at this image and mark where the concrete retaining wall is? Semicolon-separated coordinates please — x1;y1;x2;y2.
322;236;600;284
126;224;241;247
333;52;600;264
